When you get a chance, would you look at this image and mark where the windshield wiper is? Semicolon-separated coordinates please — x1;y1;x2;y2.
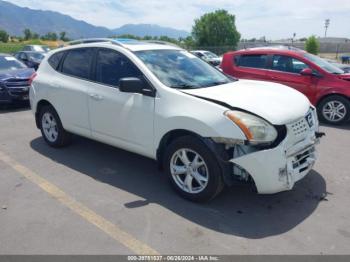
201;81;230;87
170;84;197;89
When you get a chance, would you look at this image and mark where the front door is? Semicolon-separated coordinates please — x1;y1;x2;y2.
88;48;155;157
266;55;318;101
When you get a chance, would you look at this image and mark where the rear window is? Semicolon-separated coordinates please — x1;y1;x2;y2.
0;56;26;71
235;54;268;69
61;48;94;80
48;52;65;70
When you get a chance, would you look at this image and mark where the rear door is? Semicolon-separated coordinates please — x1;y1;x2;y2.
266;55;318;100
48;47;96;137
233;53;270;81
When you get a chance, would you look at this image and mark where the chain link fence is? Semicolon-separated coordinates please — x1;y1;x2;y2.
186;42;350;57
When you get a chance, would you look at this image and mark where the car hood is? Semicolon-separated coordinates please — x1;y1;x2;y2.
181;80;311;125
0;68;35;81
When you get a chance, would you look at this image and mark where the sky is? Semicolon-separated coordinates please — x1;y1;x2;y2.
6;0;350;40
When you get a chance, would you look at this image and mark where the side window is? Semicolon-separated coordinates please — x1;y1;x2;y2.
95;49;142;86
61;48;94;79
272;55;309;74
48;51;65;70
236;54;268;69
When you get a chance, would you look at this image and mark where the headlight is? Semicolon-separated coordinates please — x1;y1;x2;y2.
224;110;278;144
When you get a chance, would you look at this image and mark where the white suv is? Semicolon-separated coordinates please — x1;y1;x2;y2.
30;39;322;202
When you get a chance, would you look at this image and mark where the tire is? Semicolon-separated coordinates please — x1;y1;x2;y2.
163;136;224;202
39;105;71;147
317;95;350;125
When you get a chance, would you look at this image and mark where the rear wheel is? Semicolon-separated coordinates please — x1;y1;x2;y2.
163;136;224;202
39;105;71;147
318;95;350;125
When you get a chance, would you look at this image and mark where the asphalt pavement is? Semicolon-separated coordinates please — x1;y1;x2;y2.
0;106;349;255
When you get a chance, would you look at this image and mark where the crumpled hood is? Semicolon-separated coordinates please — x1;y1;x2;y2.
182;80;311;125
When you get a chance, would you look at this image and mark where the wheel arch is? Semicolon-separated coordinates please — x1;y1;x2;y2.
35;99;54;129
156;129;202;167
316;93;350;108
156;129;233;186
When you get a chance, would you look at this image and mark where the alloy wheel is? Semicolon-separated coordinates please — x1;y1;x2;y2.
322;100;347;123
41;112;59;142
170;148;209;194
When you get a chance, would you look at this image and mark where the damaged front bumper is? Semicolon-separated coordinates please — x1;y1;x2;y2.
230;111;321;194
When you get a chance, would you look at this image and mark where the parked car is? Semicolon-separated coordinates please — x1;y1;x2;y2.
325;59;350;73
30;39;322;201
15;51;46;70
190;50;222;66
0;54;36;105
221;47;350;125
22;45;51;53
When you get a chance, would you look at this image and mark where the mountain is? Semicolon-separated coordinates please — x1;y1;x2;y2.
0;1;111;39
112;24;189;39
0;1;190;39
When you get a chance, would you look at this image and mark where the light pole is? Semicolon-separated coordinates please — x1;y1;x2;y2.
324;19;330;37
292;33;296;46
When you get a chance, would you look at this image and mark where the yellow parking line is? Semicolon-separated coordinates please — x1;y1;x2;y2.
0;150;159;255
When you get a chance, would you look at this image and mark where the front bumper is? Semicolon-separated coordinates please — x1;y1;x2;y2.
230;110;320;194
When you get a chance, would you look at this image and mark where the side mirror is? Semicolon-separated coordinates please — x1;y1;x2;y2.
300;68;313;76
119;77;155;97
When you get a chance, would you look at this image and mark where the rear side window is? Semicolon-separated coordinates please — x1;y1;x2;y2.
236;54;268;69
61;48;94;80
48;51;65;70
95;49;142;86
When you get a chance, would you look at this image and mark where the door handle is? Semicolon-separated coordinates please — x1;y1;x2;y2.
89;93;104;101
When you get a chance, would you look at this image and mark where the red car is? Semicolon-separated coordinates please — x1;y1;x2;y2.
221;47;350;125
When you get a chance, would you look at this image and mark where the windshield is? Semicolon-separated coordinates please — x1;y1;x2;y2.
28;53;45;60
203;51;219;59
31;45;49;52
135;50;232;89
42;46;51;52
304;53;344;74
0;56;27;71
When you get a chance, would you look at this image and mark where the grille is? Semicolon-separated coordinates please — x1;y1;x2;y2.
290;118;309;137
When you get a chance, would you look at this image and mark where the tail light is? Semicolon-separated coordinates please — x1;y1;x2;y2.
28;72;37;86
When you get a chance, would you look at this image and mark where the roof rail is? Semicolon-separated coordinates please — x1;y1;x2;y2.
143;40;181;48
58;38;181;49
65;38;123;46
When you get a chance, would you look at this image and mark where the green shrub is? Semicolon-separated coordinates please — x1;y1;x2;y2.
305;36;320;55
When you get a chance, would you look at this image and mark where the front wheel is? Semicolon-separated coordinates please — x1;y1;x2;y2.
163;136;224;202
317;95;350;125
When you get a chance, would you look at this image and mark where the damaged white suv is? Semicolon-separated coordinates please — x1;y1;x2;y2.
30;39;322;201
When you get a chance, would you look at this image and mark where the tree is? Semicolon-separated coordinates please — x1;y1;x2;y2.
59;31;69;41
0;29;9;43
192;9;240;51
305;36;320;55
23;28;32;40
32;33;40;39
41;32;58;41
